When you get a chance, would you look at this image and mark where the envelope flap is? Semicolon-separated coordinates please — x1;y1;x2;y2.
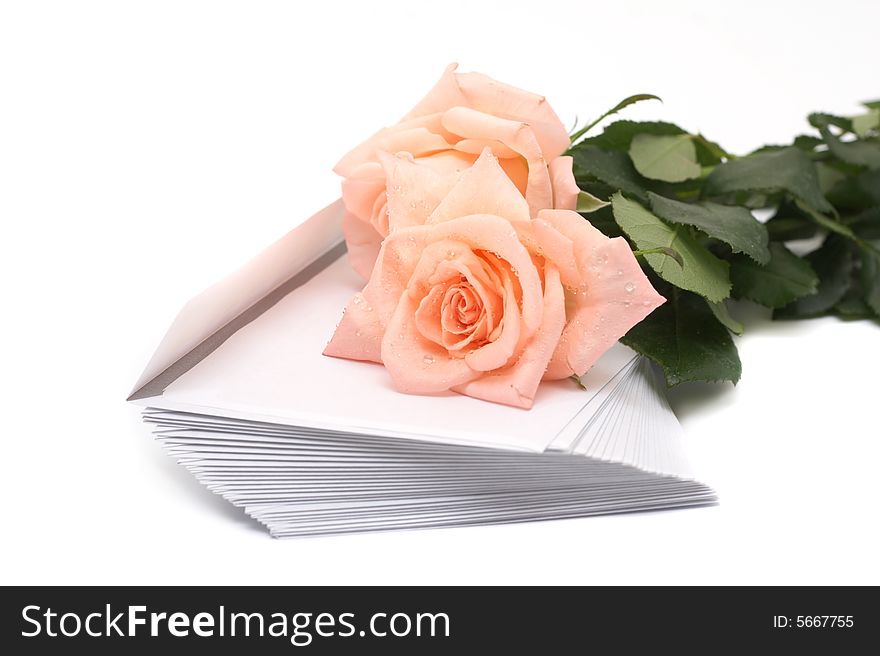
129;200;346;400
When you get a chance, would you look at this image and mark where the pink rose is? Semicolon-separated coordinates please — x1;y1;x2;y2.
334;63;579;278
324;149;665;409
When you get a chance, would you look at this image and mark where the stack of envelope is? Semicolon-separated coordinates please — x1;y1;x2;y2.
130;201;716;537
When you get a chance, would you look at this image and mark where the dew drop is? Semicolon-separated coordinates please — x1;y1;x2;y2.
447;249;456;258
365;305;373;312
352;294;363;305
355;330;362;337
422;355;435;365
624;282;635;293
617;269;624;276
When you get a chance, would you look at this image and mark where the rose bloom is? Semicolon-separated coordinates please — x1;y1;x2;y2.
334;63;579;279
324;148;665;409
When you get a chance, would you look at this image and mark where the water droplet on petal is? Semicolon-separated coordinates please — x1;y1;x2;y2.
617;269;624;276
352;294;363;305
624;282;635;293
355;330;362;337
422;355;435;365
447;249;456;258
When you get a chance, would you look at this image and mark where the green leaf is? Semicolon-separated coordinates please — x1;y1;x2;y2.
765;216;818;241
852;110;880;138
580;120;686;152
808;112;853;133
774;237;854;319
692;133;730;166
629;134;701;182
611;193;731;302
845;206;880;239
795;200;857;239
765;202;819;241
620;287;742;386
818;126;880;169
835;293;874;320
648;192;770;264
576;190;610;213
570;94;661;143
704;147;833;214
826;168;880;211
572;146;648;202
632;246;684;268
816;161;846;194
707;299;745;335
860;241;880;316
793;134;824;151
730;242;819;308
863;99;880;110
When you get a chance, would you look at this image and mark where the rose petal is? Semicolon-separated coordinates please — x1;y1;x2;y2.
324;226;431;358
340;162;386;224
428;255;502;335
536;209;666;379
455;71;571;158
413;283;447;346
382;293;481;394
463;266;521;372
531;218;579;284
335;126;454;178
402;63;469;120
441;107;553;215
498;156;529;197
321;287;385;363
426;215;543;334
417;150;476;176
453;138;519;159
453;263;566;409
549;155;578;210
377;151;460;231
340;209;383;280
427;148;530;225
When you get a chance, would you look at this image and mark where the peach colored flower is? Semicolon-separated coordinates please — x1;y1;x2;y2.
334;63;579;279
324;149;665;410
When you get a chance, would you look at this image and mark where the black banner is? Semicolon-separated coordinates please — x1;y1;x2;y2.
1;586;876;653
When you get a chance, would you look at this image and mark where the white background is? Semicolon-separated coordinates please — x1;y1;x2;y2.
1;0;878;585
